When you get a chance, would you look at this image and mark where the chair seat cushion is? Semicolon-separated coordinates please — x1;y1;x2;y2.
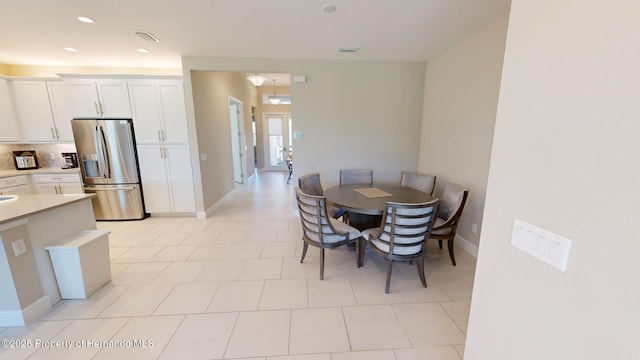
363;228;422;256
430;217;453;236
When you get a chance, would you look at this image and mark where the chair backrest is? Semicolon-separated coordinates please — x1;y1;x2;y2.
340;169;373;186
376;199;439;256
298;173;324;196
295;187;348;244
400;171;436;195
437;182;469;223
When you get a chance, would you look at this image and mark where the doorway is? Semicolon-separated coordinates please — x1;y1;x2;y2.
229;97;246;183
262;112;292;172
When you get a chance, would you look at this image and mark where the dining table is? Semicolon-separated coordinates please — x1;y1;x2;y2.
324;183;435;231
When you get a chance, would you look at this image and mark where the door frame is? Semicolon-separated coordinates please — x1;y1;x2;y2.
229;96;246;184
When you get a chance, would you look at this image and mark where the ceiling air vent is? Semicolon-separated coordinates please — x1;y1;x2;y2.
134;31;160;42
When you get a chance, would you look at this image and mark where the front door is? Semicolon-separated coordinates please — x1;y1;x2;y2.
263;113;291;172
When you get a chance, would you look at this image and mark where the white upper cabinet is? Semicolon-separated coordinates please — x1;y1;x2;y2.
65;78;131;119
12;80;73;142
0;78;20;142
46;81;74;142
128;79;188;144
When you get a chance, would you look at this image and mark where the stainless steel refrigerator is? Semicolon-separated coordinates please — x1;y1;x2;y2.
71;119;146;220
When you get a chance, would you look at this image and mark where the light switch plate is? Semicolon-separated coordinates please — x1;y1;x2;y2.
11;239;27;256
511;219;572;272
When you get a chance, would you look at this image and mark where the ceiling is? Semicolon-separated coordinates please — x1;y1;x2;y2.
0;0;510;70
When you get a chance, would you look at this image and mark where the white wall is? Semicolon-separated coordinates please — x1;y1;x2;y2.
182;57;426;212
466;1;640;358
419;15;509;247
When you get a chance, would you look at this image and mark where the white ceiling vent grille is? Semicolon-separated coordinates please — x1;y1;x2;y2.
134;31;160;42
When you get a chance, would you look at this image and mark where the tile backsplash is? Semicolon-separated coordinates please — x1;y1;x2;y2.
0;144;77;170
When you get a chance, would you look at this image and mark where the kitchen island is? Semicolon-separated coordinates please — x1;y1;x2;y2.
0;193;98;326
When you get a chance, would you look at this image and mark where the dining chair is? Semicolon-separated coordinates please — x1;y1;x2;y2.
429;181;469;266
298;173;346;219
400;171;436;195
361;199;440;293
339;169;373;186
295;187;362;280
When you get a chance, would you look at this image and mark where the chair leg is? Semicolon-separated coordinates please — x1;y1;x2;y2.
300;242;309;263
448;239;457;266
319;248;325;280
385;260;393;294
357;238;366;268
355;239;361;268
417;255;427;288
438;239;443;249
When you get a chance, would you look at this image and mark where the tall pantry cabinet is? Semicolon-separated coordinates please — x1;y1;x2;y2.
128;79;196;214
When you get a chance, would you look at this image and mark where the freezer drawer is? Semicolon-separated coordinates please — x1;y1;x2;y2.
84;184;146;220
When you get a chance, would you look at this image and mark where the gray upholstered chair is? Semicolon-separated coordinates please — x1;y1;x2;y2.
400;171;436;195
298;173;346;219
361;199;440;293
429;182;469;266
295;187;361;280
340;169;373;186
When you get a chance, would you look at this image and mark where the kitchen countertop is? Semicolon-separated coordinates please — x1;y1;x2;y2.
0;167;80;179
0;193;95;224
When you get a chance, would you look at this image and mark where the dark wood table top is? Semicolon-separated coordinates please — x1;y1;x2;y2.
324;183;435;216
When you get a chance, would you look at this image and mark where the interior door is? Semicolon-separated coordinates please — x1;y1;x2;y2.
263;113;291;172
229;99;245;183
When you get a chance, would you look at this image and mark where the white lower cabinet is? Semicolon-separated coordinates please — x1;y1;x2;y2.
31;173;83;194
0;175;31;195
137;144;195;213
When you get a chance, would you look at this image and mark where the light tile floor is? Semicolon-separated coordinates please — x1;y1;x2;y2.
0;172;476;360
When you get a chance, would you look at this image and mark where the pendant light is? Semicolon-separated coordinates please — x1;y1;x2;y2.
247;73;266;86
269;79;281;105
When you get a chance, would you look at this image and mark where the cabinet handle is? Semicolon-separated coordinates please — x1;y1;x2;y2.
162;130;166;142
158;129;162;142
95;102;100;115
55;128;60;140
159;148;164;159
51;127;56;140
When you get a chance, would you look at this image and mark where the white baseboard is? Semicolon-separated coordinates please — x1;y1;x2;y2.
202;191;235;218
0;296;51;326
455;234;479;258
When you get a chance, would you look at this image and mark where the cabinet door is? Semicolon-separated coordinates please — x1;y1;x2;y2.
59;183;83;194
13;80;57;142
165;145;196;212
33;182;59;194
158;80;189;144
66;80;101;118
0;79;20;142
128;80;162;144
96;80;131;118
0;185;31;195
46;81;74;142
137;145;171;213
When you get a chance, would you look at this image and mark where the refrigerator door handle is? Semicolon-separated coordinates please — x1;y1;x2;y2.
98;125;112;179
93;125;105;178
84;186;137;191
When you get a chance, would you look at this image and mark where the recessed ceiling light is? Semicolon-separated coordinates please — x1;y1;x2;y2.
322;4;336;13
64;47;77;52
77;16;95;24
137;48;150;53
338;47;359;53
